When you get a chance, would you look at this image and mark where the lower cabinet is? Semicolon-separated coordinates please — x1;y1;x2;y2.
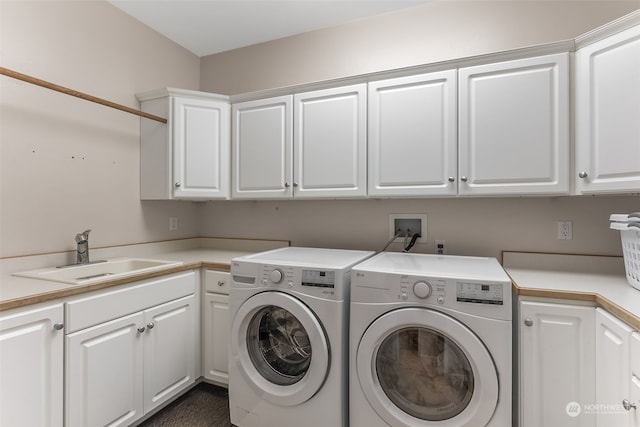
519;300;596;427
0;302;64;427
595;307;635;427
520;300;640;427
203;269;230;386
64;271;197;427
631;332;640;427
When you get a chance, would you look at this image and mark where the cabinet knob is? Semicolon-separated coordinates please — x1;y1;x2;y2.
146;322;155;330
461;176;468;182
524;318;534;327
293;182;299;187
448;177;455;183
175;182;181;187
284;182;290;188
137;326;146;333
217;280;225;287
53;322;64;331
578;171;588;179
622;399;637;411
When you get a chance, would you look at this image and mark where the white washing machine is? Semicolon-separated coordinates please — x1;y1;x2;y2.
350;252;512;427
229;247;374;427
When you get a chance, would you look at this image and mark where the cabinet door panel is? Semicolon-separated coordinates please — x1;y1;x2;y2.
0;303;63;427
459;53;569;195
173;96;230;199
232;96;293;198
520;301;595;427
294;84;366;198
144;294;196;412
66;312;144;427
368;70;457;197
575;25;640;194
204;292;230;385
595;308;633;427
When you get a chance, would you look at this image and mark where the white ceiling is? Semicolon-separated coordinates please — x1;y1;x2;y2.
108;0;432;57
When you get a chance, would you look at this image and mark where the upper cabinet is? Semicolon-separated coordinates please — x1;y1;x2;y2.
228;15;639;200
458;53;570;196
232;84;367;199
137;88;230;200
368;70;458;197
232;95;293;199
293;84;367;199
575;24;640;194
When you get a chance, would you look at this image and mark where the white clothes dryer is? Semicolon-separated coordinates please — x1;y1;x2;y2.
350;252;512;427
229;247;374;427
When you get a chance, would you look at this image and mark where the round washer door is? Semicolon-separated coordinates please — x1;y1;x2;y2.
356;308;498;426
231;291;330;406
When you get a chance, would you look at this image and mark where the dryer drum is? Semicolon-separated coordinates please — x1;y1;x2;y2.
375;327;474;421
247;305;313;386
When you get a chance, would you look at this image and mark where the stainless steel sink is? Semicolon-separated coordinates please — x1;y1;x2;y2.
13;258;183;285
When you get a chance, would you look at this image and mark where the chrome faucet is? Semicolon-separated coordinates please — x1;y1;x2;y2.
75;229;92;264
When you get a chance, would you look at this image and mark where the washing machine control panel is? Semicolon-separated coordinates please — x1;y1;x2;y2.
398;276;447;304
456;282;503;305
257;265;345;300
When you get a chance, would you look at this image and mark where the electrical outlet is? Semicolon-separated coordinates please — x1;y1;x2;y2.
557;220;572;240
169;217;178;231
389;214;427;242
436;240;446;255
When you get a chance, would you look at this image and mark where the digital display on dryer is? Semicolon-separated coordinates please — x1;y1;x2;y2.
301;269;335;288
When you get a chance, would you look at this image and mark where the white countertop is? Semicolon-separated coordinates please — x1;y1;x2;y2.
502;251;640;330
0;238;289;311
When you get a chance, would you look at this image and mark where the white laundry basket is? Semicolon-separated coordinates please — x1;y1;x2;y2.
610;213;640;291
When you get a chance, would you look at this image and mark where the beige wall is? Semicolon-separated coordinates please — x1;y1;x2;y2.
0;1;201;257
198;197;639;259
1;1;639;260
200;1;640;95
198;1;640;259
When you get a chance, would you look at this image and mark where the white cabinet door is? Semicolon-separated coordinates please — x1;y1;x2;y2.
203;270;230;386
144;294;196;412
520;300;595;427
232;96;293;199
172;97;230;199
595;307;634;427
0;303;64;427
203;292;230;385
368;70;458;197
294;84;367;198
575;24;640;194
459;53;569;196
138;88;230;200
630;332;640;427
66;311;145;427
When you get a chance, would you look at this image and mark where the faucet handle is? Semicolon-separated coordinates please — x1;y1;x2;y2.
75;229;92;243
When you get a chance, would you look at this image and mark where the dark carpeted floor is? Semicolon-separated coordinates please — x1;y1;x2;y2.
138;382;231;427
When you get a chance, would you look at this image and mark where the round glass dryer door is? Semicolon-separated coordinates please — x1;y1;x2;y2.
376;327;473;420
357;308;499;426
231;291;330;406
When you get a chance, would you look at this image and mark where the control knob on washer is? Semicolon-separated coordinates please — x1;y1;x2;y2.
270;269;283;284
413;281;432;299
